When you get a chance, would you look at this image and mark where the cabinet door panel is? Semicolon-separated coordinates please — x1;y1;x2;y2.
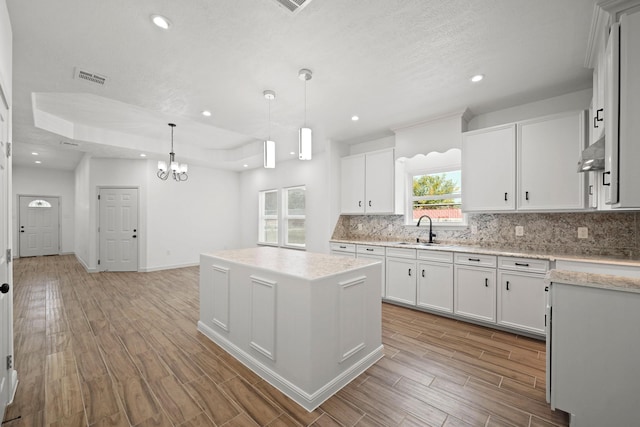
462;125;516;211
454;266;496;322
365;150;395;213
386;258;416;305
517;111;586;210
497;271;546;335
417;261;453;314
340;155;365;214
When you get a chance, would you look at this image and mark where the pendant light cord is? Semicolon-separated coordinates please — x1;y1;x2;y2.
304;80;307;127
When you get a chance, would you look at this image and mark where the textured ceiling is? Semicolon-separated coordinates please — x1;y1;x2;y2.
7;0;596;171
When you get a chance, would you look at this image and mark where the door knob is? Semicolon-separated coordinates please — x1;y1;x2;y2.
132;235;137;238
0;283;9;294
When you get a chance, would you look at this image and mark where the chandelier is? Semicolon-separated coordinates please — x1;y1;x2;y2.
157;123;188;181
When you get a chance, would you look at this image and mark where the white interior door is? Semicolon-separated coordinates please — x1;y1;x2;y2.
99;188;138;272
18;196;60;257
0;82;12;418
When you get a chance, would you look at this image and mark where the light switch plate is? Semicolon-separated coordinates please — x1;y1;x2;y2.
578;227;588;239
515;226;524;237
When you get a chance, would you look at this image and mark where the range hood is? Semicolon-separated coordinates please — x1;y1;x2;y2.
577;138;605;172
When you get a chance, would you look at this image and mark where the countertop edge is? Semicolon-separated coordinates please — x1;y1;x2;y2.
546;269;640;293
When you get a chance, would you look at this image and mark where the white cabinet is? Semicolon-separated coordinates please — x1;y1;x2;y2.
497;271;546;335
453;253;497;323
590;53;606;144
386;257;417;305
462;124;516;211
417;250;454;314
330;242;356;258
517;111;587;210
340;149;395;214
357;245;386;297
462;112;587;212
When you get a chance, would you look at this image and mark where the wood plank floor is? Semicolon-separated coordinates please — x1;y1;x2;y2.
3;255;569;427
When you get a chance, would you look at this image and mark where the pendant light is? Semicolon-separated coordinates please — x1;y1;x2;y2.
157;123;188;181
298;68;313;160
264;90;276;169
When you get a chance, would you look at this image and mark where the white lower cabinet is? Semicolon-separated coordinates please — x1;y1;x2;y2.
416;250;454;314
386;257;417;305
497;271;546;335
385;247;417;305
357;245;386;298
454;265;497;323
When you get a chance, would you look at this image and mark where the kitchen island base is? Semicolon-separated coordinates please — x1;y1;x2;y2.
198;248;383;412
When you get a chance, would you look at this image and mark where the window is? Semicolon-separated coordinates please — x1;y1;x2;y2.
283;186;306;248
409;169;463;225
258;190;278;245
28;199;52;208
258;186;306;248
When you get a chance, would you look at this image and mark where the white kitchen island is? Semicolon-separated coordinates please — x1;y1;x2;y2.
198;247;383;411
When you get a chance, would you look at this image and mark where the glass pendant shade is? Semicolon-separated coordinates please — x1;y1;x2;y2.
299;127;312;160
264;140;275;169
158;160;167;172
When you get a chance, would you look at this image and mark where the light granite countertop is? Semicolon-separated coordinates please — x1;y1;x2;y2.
546;269;640;294
202;246;381;281
330;239;640;267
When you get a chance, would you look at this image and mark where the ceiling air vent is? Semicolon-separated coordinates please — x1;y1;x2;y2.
73;67;107;86
271;0;313;14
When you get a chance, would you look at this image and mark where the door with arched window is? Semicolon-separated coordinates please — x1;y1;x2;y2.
18;196;60;257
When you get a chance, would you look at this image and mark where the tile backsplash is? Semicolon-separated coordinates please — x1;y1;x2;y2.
331;212;639;259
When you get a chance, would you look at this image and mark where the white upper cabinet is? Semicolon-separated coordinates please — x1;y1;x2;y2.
341;148;395;214
463;112;587;213
462;124;516;212
517;111;587;211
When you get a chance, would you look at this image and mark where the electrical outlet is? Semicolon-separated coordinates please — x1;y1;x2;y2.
515;226;524;237
578;227;588;239
471;224;478;234
358;223;363;231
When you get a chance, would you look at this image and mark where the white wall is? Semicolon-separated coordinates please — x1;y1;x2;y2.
74;154;91;269
145;161;241;271
467;88;592;130
239;152;331;254
0;0;11;101
12;166;75;254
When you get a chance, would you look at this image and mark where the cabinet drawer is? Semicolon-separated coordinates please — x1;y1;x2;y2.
330;243;356;253
498;256;549;274
357;245;386;256
386;247;417;259
417;250;453;263
454;253;497;268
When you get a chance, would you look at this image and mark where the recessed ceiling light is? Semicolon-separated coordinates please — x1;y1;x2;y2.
202;110;212;117
34;160;42;164
31;152;39;156
243;164;248;168
151;14;171;30
351;115;359;121
140;154;147;157
471;74;484;83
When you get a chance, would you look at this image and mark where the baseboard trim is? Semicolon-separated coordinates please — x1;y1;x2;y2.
141;262;199;272
197;321;383;412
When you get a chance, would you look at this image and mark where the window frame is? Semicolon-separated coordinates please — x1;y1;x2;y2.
282;185;306;249
258;189;279;246
405;166;467;228
258;186;306;250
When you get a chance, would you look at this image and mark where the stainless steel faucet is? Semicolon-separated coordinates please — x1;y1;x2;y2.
416;214;435;243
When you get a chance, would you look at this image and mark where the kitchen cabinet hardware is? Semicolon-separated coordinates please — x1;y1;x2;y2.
525;191;529;201
339;245;347;249
515;262;530;267
545;286;549;292
358;201;362;207
504;192;508;201
485;278;489;287
408;268;412;277
595;108;604;122
0;283;9;294
603;171;611;186
421;269;425;278
368;200;372;207
365;248;374;251
468;258;481;262
506;280;510;291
